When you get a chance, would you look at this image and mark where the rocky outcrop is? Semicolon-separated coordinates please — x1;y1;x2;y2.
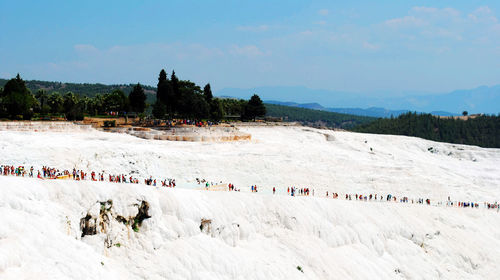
79;200;151;247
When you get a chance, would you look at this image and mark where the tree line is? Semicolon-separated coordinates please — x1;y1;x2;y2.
265;103;376;129
353;112;500;148
0;72;266;121
151;69;265;121
0;78;157;102
0;74;147;120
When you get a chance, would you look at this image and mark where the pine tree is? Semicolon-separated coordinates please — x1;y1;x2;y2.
156;69;168;105
203;83;213;102
1;74;37;119
170;70;180;113
243;94;266;121
129;83;147;113
158;69;167;84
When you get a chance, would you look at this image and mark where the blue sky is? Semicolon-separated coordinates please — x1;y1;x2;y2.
0;0;499;95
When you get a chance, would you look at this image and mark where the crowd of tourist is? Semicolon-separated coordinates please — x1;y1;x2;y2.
276;185;498;211
1;164;174;189
287;187;312;196
147;119;218;128
2;163;498;212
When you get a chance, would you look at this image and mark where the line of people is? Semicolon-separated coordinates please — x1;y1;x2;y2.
2;165;34;177
2;163;498;212
278;185;497;211
1;164;174;189
286;187;312;196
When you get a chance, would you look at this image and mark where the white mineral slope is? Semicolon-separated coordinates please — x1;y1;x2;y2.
0;125;499;201
1;176;500;280
1;125;500;279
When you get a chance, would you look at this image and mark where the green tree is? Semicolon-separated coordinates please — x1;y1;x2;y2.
48;92;64;114
219;98;247;116
176;80;207;118
1;74;37;119
243;94;266;121
35;89;50;114
63;92;78;114
152;101;167;119
209;98;224;121
155;69;176;116
103;89;128;113
129;83;147;113
191;94;209;119
203;83;213;102
170;70;180;113
79;96;91;113
156;69;168;104
158;69;167;83
62;92;84;120
89;94;104;115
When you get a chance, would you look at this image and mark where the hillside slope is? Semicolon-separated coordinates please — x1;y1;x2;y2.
353;112;500;148
0;125;499;279
0;125;498;200
1;176;500;279
265;104;375;129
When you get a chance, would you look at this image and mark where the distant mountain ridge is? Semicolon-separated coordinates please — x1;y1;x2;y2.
217;85;500;115
265;100;458;118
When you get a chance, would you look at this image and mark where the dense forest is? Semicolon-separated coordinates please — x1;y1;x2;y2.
0;78;157;104
353;112;500;148
265;103;376;129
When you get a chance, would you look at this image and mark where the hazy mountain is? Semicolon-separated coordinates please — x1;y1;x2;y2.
217;85;500;115
264;101;456;118
326;107;411;118
218;86;366;108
